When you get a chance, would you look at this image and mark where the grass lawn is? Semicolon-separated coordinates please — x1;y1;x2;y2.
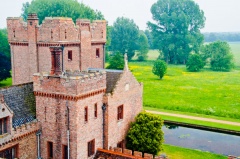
129;61;240;119
161;144;226;159
0;77;12;88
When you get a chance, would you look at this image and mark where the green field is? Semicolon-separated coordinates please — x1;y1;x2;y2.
129;42;240;119
161;144;226;159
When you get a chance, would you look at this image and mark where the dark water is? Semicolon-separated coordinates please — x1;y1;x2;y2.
163;124;240;156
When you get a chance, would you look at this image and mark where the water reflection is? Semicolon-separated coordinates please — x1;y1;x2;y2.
163;124;240;156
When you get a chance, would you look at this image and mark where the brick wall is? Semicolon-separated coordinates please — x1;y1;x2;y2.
34;71;107;158
104;70;143;149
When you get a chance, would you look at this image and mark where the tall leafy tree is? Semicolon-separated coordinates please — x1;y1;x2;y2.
148;0;205;64
0;29;10;58
21;0;104;24
137;32;149;61
144;30;155;49
202;41;234;71
126;112;164;155
110;17;139;60
0;52;11;82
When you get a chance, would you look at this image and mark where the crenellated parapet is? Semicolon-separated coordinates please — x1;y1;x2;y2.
7;14;106;44
33;70;107;99
0;120;39;147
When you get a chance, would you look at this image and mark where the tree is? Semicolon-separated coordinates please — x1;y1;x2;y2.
137;32;149;61
106;52;124;70
152;60;167;79
0;52;11;82
0;29;10;58
144;30;155;49
21;0;104;24
186;54;204;72
148;0;205;64
126;112;164;155
202;41;234;71
110;17;139;60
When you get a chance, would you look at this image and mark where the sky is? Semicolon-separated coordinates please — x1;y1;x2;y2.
0;0;240;32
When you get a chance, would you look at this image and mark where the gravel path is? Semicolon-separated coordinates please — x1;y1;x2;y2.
146;110;240;126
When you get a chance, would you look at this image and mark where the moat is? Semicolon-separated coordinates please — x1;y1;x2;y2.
163;124;240;156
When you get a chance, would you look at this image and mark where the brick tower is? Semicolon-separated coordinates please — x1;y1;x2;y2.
7;13;106;85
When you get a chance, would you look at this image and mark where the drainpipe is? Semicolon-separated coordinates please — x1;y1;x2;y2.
103;44;105;68
66;100;70;159
102;103;106;148
61;45;65;73
36;129;42;159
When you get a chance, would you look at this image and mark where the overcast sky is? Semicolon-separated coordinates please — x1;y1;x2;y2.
0;0;240;32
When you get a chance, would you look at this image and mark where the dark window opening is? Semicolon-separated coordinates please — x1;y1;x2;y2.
0;117;8;135
84;107;88;122
65;29;67;39
47;141;53;159
0;145;18;159
30;21;32;26
62;145;68;159
96;48;100;58
117;105;123;120
51;29;53;40
68;50;72;61
94;103;97;118
117;140;124;150
13;29;15;38
88;139;95;157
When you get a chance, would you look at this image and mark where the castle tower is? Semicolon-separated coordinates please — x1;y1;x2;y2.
7;14;106;85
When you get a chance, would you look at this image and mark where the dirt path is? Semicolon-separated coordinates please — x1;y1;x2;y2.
146;110;240;126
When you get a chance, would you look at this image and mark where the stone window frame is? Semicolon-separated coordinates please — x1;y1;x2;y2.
117;105;124;120
47;141;54;159
68;50;72;61
0;117;8;135
88;139;95;157
94;103;97;118
96;48;100;58
84;106;88;122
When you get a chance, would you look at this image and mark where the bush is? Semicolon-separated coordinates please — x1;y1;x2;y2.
152;60;167;79
106;52;124;70
186;54;204;72
126;112;164;155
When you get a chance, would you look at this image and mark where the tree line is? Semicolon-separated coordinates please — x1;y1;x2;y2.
203;32;240;42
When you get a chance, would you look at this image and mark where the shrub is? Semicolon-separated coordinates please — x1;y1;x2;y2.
152;60;167;79
186;54;204;72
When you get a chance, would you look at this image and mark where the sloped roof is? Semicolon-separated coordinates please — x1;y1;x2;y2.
0;83;36;127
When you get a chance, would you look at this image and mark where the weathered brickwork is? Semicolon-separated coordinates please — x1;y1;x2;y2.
104;70;143;149
7;14;106;85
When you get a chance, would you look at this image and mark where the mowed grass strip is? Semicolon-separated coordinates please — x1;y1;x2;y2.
161;144;226;159
129;62;240;119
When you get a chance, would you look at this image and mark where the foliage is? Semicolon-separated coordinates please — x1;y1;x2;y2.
152;60;167;79
137;32;149;61
148;0;205;64
129;61;240;119
126;112;164;155
106;52;124;70
203;32;240;42
21;0;104;24
186;54;204;72
202;41;234;71
110;17;139;60
0;52;11;82
24;92;36;116
144;30;155;49
0;29;10;58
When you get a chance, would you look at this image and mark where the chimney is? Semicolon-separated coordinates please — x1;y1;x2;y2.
50;46;62;75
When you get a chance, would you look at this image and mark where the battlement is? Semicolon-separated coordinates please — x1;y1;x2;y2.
33;70;107;100
7;13;106;43
0;120;39;146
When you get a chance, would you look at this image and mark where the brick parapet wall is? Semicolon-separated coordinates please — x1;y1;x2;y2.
94;148;154;159
33;71;106;97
